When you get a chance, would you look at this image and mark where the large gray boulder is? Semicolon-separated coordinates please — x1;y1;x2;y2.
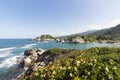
72;37;84;43
24;49;36;56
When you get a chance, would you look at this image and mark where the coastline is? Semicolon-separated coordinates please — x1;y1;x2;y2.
0;41;119;80
15;47;120;80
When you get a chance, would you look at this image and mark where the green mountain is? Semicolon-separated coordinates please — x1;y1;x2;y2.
56;24;120;43
88;24;120;41
75;30;97;36
33;34;54;41
89;24;120;36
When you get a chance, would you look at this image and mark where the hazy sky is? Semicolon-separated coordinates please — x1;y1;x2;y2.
0;0;120;38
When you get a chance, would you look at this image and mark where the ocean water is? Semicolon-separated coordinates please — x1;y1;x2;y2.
0;39;119;79
0;39;37;79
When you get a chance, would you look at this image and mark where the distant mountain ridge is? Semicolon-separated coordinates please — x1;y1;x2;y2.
76;30;97;35
57;30;97;38
56;24;120;42
89;24;120;36
87;24;120;41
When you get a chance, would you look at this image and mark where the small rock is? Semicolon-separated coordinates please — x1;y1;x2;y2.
23;57;32;68
37;49;45;55
32;63;38;71
36;48;42;52
40;61;46;66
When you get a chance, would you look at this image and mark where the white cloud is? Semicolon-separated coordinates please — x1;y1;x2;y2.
87;19;120;30
53;19;120;36
111;19;120;26
86;25;103;30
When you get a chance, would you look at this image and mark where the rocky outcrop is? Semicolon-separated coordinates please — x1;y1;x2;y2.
13;48;67;80
72;37;85;43
15;48;58;80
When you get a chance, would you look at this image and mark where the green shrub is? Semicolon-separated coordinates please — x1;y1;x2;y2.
24;47;120;80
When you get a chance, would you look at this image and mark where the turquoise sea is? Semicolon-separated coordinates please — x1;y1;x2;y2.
0;39;119;79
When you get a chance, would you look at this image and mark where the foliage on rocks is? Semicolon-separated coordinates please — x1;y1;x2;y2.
24;47;120;80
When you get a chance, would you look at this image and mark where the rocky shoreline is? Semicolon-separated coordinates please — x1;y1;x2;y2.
6;46;120;80
13;48;49;80
5;43;119;80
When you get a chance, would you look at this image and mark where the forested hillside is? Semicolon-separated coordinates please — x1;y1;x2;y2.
88;24;120;41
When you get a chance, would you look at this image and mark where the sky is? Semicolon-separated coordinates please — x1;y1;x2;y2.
0;0;120;38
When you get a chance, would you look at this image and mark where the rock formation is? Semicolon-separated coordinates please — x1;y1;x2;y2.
15;48;57;80
72;37;85;43
15;48;45;79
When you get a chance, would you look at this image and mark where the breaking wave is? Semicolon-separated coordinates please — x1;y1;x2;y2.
20;43;37;49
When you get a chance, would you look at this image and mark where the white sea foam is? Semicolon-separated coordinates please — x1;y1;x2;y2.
0;55;23;68
21;43;37;49
37;41;48;43
0;50;12;58
0;43;37;69
20;52;24;54
0;47;15;52
18;53;24;58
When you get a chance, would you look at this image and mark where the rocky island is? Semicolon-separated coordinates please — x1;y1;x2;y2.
32;34;54;42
